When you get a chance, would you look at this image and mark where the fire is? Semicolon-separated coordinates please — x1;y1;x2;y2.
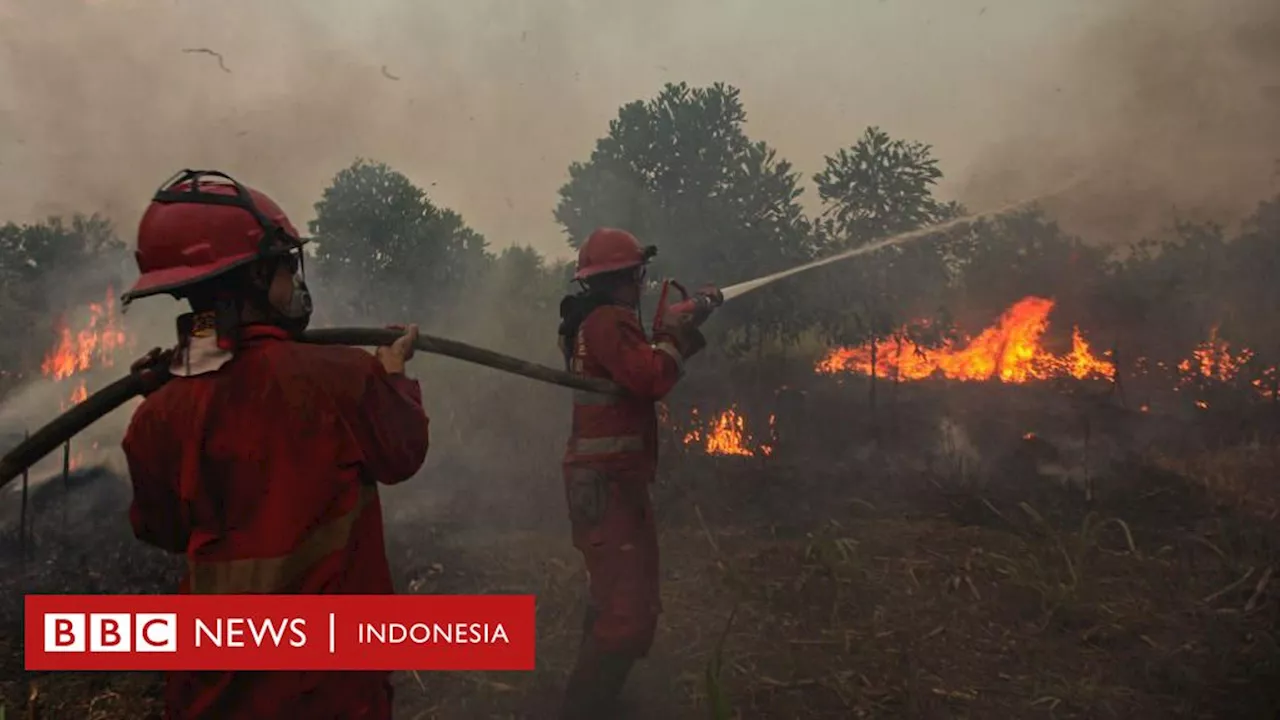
1178;327;1254;384
68;381;88;406
816;297;1114;383
1169;327;1277;403
1254;367;1278;400
683;406;767;457
40;286;130;410
758;413;777;457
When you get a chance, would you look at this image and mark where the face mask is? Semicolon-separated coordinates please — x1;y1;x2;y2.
274;264;313;336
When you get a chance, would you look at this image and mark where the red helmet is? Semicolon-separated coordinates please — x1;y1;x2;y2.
122;170;306;305
574;228;657;281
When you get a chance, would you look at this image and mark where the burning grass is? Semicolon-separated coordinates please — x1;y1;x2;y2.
681;406;776;458
41;287;130;408
814;296;1280;410
816;297;1116;383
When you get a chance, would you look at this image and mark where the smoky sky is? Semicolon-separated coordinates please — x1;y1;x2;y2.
0;0;1275;259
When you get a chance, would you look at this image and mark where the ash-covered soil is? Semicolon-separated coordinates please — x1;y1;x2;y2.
1;380;1278;719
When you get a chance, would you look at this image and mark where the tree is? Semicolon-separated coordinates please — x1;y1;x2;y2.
0;214;127;299
554;82;815;353
814;127;949;241
309;159;489;323
949;207;1106;322
1221;196;1280;406
808;127;959;415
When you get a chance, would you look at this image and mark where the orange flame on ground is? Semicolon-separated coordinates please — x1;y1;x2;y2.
1178;327;1253;384
758;413;777;457
816;297;1114;383
40;286;129;411
683;406;769;457
1254;367;1278;400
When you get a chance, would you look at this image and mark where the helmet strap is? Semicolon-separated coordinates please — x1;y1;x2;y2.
213;296;242;352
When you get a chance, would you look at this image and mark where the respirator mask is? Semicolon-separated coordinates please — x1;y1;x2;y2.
274;248;313;335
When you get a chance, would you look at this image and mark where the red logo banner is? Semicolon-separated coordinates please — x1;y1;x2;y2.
25;594;536;671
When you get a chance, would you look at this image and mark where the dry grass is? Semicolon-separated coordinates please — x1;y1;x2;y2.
1;412;1278;719
1149;443;1280;521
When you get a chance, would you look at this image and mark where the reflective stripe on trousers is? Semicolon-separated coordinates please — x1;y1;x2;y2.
573;435;646;455
573;390;621;406
186;484;377;594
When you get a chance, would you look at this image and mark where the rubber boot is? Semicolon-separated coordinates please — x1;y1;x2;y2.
560;607;637;719
559;642;636;720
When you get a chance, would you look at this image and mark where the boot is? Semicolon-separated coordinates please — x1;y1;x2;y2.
559;643;636;720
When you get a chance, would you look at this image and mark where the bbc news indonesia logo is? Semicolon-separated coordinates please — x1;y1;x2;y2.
45;612;178;653
26;595;535;671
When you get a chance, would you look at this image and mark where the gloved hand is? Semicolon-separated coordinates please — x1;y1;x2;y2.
655;313;707;361
688;285;723;327
130;346;175;397
375;324;419;375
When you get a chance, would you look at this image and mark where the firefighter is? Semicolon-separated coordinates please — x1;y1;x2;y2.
120;169;429;720
555;228;717;718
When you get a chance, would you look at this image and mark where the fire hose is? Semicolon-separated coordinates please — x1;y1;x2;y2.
656;193;1055;324
0;328;622;488
0;189;1062;489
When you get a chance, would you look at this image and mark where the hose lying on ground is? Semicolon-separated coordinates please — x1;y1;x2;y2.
0;327;621;488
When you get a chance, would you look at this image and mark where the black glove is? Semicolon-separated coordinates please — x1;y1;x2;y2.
130;347;175;397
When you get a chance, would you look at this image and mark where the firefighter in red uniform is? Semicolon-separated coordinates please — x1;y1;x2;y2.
120;170;430;720
555;228;717;718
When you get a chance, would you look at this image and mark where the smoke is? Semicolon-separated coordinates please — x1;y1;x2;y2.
11;0;1272;262
3;0;1278;525
0;0;676;257
959;0;1280;242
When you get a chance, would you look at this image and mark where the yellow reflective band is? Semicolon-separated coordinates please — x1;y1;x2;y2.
187;484;377;594
573;435;645;455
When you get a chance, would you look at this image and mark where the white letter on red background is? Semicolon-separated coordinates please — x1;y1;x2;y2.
135;613;178;652
44;613;85;653
90;614;132;652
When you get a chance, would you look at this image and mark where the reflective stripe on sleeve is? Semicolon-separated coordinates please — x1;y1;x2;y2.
654;342;684;374
186;484;377;594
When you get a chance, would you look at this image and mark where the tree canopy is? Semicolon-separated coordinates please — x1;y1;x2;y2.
309;159;489;321
554;82;815;351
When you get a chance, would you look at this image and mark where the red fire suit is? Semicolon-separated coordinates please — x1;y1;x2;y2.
122;324;429;720
563;304;701;657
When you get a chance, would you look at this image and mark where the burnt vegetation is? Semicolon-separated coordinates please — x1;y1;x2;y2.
2;82;1280;718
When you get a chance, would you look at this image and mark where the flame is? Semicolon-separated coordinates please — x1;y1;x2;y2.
1171;327;1277;401
758;413;777;457
68;381;88;406
683;406;768;457
816;297;1114;383
40;286;130;410
1254;367;1278;400
1177;327;1252;384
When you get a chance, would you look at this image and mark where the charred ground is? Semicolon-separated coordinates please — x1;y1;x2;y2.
1;368;1277;720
